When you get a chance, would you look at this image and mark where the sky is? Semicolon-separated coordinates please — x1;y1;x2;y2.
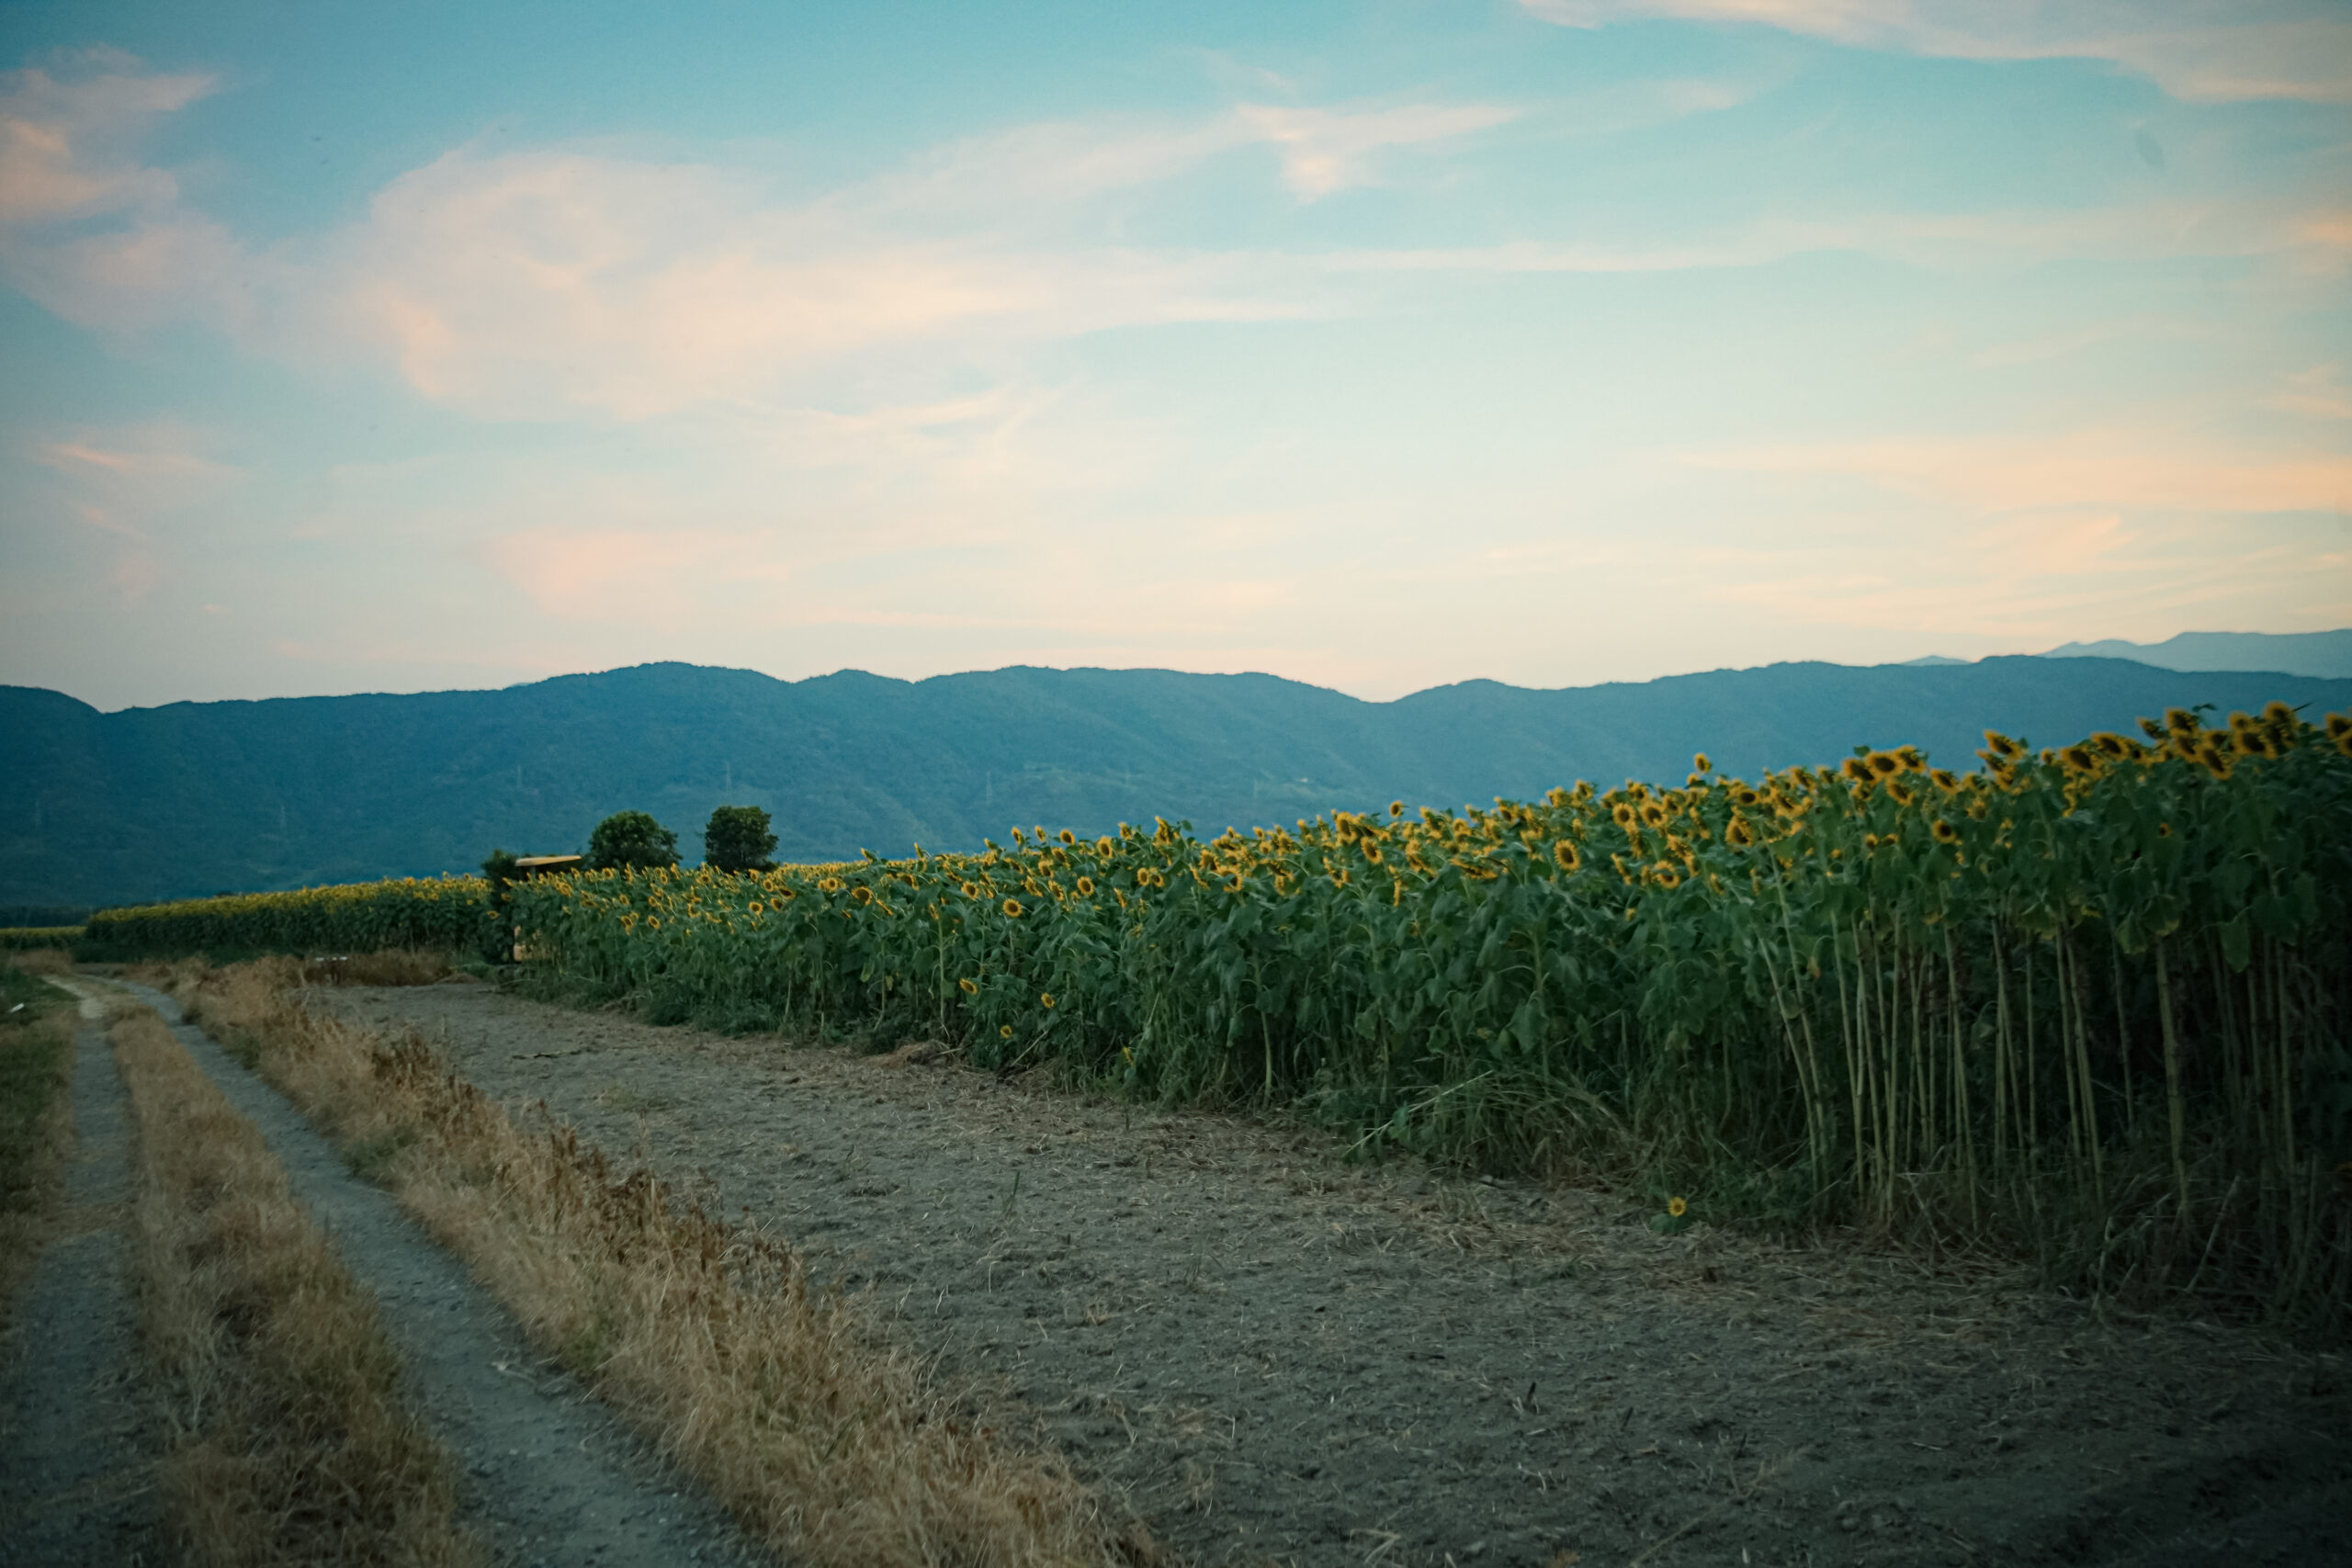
1;1;2347;711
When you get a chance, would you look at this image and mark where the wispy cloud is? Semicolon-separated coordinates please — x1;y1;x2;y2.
1688;432;2352;514
0;48;215;225
2268;364;2352;422
1517;0;2352;104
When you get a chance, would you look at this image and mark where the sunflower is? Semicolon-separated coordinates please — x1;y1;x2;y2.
1361;843;1385;865
1075;875;1096;896
1001;898;1024;918
1000;1025;1014;1040
1223;871;1246;894
961;881;983;899
1983;730;2024;761
1058;829;1077;846
1638;800;1670;829
959;976;979;995
1929;769;1960;793
1648;863;1681;889
1842;757;1872;784
1611;802;1638;829
1553;839;1582;872
1931;818;1961;845
1390;800;1406;817
2328;713;2352;743
747;901;763;915
852;886;875;905
2091;732;2131;760
1040;992;1056;1009
2061;744;2097;772
1867;751;1903;779
1724;818;1757;849
1692;752;1711;773
818;876;844;893
1667;1196;1687;1218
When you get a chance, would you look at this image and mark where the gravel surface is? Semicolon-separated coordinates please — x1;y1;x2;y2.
0;993;162;1567
322;981;2352;1568
112;980;773;1568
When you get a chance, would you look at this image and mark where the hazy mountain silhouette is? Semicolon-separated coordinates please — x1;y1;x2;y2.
2036;628;2352;680
5;657;2347;908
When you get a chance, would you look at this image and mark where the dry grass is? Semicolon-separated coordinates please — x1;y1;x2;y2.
0;961;75;1316
300;951;458;987
175;956;1128;1568
9;946;79;976
111;1006;488;1568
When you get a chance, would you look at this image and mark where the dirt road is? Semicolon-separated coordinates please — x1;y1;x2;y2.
323;981;2352;1568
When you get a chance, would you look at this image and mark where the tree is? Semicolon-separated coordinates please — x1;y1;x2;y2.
703;805;777;873
479;847;523;962
586;811;679;872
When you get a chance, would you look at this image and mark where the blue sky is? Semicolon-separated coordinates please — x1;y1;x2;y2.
2;0;2346;709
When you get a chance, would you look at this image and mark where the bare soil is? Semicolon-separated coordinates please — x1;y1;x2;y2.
319;982;2352;1568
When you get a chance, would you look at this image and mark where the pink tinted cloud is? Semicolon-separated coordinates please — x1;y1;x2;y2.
0;51;215;225
1517;0;2352;104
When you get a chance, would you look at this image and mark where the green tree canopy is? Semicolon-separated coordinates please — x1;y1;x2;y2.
585;811;679;872
703;805;777;873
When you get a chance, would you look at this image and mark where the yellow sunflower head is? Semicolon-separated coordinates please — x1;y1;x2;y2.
1611;801;1638;829
1638;800;1670;829
1001;897;1024;918
1932;818;1961;845
1843;756;1873;784
1076;875;1096;896
1984;730;2023;761
1039;992;1056;1009
1059;829;1077;846
959;976;978;995
1000;1025;1014;1040
1667;1196;1687;1218
852;886;875;905
1867;751;1903;779
1692;752;1712;773
1552;839;1582;872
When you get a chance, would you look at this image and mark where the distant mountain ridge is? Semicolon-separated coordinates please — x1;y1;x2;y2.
5;656;2348;908
2036;629;2352;680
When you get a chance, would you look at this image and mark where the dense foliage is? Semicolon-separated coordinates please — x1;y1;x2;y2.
84;878;491;959
513;705;2352;1330
586;811;679;873
703;806;778;874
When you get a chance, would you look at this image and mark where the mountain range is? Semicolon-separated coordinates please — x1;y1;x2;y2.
6;649;2349;909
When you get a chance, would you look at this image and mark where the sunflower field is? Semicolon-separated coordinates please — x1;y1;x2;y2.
85;877;492;959
0;926;84;951
509;704;2352;1328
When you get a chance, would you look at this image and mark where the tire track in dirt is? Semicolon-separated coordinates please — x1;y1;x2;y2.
108;981;771;1568
324;983;2352;1568
0;994;161;1567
